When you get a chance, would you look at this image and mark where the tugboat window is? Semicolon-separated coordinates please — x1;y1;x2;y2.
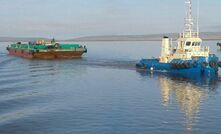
192;42;200;46
186;42;191;46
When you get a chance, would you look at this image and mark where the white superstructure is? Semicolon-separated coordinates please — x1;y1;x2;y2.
160;0;209;63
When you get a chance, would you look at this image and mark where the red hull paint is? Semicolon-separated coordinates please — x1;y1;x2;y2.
8;49;34;59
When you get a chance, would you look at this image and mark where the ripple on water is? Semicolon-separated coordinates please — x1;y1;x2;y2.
0;105;50;126
0;57;17;68
0;41;221;134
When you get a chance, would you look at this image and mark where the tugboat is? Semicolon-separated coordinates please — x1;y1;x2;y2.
136;0;221;76
7;39;87;59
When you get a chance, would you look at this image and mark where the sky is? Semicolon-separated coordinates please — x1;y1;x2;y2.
0;0;220;39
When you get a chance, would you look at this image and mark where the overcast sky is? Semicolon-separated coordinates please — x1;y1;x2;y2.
0;0;220;39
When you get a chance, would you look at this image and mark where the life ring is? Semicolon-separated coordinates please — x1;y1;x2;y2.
178;63;182;68
183;62;190;68
174;61;179;69
181;63;186;68
178;61;183;69
209;61;218;68
174;63;179;68
173;63;177;68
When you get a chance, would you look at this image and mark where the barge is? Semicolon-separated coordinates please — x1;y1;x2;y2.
7;39;87;59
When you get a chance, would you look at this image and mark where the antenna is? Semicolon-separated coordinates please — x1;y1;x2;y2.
184;0;193;37
197;0;200;37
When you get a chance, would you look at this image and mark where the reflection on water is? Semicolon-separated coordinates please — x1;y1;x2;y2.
137;70;219;131
159;76;204;131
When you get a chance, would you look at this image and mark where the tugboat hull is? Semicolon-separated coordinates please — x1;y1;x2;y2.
136;56;220;76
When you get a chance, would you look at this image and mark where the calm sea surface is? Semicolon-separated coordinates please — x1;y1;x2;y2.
0;41;221;134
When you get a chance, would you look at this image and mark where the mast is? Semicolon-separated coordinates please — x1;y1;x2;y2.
196;0;200;37
184;0;195;38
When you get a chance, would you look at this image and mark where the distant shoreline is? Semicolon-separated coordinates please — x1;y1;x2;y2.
69;39;221;42
0;32;221;42
1;39;219;43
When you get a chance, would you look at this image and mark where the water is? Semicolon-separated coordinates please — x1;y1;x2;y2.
0;41;221;134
